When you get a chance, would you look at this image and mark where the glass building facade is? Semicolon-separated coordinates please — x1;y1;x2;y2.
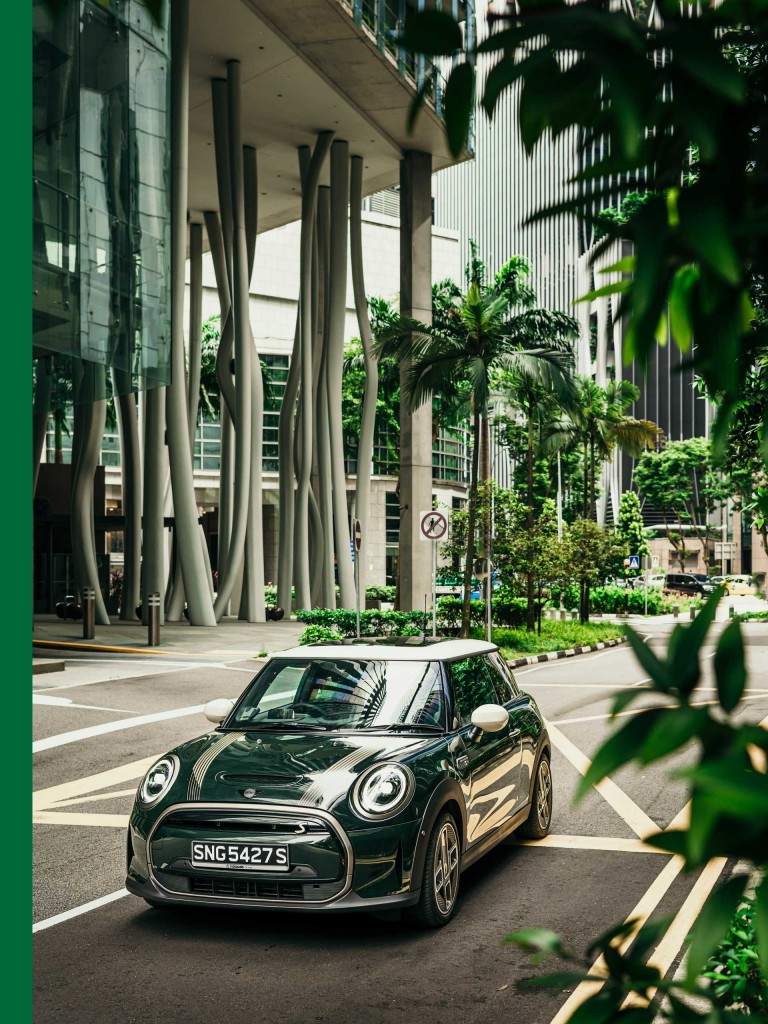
33;0;172;395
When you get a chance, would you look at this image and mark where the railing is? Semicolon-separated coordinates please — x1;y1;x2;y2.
341;0;475;148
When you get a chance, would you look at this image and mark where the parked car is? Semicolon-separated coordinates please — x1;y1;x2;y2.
689;574;718;594
126;638;552;927
709;576;727;587
725;575;758;596
634;573;666;590
665;573;708;596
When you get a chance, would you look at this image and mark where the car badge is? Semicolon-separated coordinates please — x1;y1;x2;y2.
243;787;257;799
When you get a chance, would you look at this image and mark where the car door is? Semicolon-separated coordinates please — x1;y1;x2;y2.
449;656;521;846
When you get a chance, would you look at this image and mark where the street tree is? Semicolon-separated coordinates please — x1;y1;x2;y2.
377;254;577;637
634;438;731;571
616;491;650;577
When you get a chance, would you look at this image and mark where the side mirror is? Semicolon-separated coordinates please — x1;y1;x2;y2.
204;698;235;725
470;703;509;734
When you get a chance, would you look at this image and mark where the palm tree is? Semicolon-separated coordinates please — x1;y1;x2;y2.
543;378;661;521
376;254;578;638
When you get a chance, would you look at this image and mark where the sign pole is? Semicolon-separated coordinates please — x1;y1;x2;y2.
432;539;437;637
353;518;362;640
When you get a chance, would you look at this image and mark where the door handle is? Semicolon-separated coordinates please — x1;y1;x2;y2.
509;728;521;740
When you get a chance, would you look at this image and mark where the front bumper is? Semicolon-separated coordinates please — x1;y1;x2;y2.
127;801;421;913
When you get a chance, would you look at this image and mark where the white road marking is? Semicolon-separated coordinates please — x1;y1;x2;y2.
549;693;768;727
33;705;205;753
34;661;229;692
516;646;630;676
33;889;130;933
48;788;138;808
33;694;136;714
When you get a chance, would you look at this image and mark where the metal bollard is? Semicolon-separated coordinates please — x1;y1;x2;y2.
570;610;578;621
689;605;696;621
729;605;735;620
560;609;567;621
673;604;679;619
82;586;95;640
148;592;161;647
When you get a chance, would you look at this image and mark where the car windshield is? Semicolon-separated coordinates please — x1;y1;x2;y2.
228;659;447;731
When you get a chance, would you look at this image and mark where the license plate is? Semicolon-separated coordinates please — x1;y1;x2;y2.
190;841;290;872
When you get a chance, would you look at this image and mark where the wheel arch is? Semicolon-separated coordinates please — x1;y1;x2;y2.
409;778;466;893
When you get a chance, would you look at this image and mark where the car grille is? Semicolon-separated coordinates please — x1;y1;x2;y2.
190;876;305;900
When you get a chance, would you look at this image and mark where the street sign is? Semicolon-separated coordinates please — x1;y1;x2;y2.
353;518;362;552
419;510;448;542
628;555;640;570
473;557;494;579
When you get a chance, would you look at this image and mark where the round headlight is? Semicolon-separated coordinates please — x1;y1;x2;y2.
138;755;179;808
351;763;415;821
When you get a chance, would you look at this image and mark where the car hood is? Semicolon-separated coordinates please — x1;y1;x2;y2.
178;729;432;809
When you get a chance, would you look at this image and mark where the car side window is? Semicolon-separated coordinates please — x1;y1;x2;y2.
449;657;498;727
487;653;519;702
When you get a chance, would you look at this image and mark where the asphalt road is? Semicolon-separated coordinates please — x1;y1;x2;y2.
33;623;768;1024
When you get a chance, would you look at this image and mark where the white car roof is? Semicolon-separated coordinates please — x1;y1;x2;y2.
273;638;499;662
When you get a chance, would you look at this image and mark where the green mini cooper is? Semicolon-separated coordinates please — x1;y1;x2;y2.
126;638;552;927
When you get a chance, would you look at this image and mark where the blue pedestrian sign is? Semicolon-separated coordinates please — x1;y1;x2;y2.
628;555;640;570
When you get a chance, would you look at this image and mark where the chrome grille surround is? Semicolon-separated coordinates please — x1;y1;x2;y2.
146;802;355;908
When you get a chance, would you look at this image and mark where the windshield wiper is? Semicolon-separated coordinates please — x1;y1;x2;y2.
377;723;444;733
237;721;329;732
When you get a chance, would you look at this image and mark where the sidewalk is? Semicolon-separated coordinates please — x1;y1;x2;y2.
32;614;305;659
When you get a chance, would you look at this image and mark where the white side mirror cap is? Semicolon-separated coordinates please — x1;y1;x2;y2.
204;698;235;725
470;703;509;733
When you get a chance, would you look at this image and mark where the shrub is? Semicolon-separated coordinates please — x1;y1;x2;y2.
295;608;427;637
492;621;624;655
365;585;396;602
298;624;343;645
704;896;768;1014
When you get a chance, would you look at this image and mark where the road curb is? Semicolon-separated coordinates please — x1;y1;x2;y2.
506;635;626;668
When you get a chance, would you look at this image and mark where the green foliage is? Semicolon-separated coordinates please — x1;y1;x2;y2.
634;439;732;570
738;610;768;622
400;1;768;461
296;608;427;637
493;621;623;656
704;896;768;1014
616;491;650;568
298;625;343;646
365;585;396;603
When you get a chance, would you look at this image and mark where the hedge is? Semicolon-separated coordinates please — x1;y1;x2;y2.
296;608;427;637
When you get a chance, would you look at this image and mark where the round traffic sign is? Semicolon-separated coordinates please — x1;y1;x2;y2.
419;510;448;542
353;518;362;552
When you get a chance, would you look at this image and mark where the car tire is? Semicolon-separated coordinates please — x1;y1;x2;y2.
517;755;553;840
407;811;461;928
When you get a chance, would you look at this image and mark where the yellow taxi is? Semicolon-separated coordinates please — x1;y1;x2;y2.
724;575;758;596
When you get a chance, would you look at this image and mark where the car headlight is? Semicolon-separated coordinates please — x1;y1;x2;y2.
138;755;179;808
351;762;415;821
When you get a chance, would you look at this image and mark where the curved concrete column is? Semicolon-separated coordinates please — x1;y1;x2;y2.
33;357;53;494
212;60;253;620
166;0;216;625
142;386;166;625
326;141;355;608
238;145;265;622
349;155;378;603
294;131;334;610
112;368;142;620
71;364;109;625
313;186;336;609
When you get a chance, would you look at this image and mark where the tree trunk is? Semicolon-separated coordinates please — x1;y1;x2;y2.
582;439;589;519
589;436;596;521
526;408;536;632
461;402;481;639
480;412;491;634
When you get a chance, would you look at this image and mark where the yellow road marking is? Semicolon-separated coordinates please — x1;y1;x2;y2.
546;722;658;840
50;788;138;808
550;855;685;1024
33;811;129;828
34;755;158;811
513;834;667;855
623;857;728;1009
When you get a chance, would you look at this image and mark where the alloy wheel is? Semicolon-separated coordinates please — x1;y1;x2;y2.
536;759;552;830
433;819;460;915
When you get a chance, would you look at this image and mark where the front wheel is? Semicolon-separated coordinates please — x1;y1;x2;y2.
407;812;461;928
517;755;553;840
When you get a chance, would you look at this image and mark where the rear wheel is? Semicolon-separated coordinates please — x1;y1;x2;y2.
517;755;553;840
407;812;461;928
